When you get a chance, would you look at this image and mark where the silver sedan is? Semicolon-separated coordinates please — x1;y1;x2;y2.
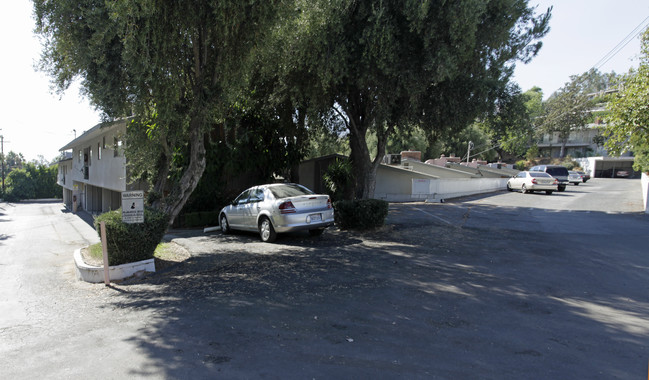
219;183;335;242
568;171;582;185
507;171;558;195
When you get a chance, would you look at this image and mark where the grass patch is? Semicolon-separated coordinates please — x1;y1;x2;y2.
82;241;190;269
88;242;103;261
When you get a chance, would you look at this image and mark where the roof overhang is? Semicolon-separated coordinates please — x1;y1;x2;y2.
59;118;130;151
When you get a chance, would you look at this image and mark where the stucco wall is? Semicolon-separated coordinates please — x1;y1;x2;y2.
374;164;507;202
642;172;649;214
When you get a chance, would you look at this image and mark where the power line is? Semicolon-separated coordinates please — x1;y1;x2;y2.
593;15;649;70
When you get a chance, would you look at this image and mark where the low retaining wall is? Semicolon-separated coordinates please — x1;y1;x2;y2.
375;177;508;202
642;173;649;213
74;248;155;283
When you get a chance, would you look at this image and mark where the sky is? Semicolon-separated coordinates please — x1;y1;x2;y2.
1;0;648;163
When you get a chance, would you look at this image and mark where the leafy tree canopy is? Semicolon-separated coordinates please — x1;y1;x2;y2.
604;28;649;173
275;0;551;198
4;163;59;201
34;0;279;225
538;71;594;157
476;84;536;160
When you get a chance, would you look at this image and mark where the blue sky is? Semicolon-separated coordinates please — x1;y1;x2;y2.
513;0;649;95
1;0;648;162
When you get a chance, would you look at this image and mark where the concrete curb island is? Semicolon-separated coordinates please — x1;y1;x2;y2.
73;248;155;283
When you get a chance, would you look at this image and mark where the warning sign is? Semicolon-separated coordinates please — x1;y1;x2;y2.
122;191;144;224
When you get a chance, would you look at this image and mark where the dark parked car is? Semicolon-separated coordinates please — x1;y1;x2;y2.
529;165;570;192
219;183;334;242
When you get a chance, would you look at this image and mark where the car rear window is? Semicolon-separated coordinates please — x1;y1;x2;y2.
269;184;314;199
530;172;551;178
546;167;569;176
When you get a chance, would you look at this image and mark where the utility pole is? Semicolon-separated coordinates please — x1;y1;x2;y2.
466;141;474;163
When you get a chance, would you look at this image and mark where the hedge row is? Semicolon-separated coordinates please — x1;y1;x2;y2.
333;199;389;230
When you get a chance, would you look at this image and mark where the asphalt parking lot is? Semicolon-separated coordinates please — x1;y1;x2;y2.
2;179;648;379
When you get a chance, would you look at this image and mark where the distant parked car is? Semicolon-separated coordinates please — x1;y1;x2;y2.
219;183;334;242
529;165;570;192
576;171;590;182
616;170;629;178
568;171;582;185
507;171;558;195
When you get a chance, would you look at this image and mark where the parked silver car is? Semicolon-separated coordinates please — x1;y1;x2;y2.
568;171;582;185
507;171;558;194
219;183;334;242
528;165;569;191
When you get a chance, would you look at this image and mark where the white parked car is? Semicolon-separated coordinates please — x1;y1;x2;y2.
219;183;334;242
507;171;558;195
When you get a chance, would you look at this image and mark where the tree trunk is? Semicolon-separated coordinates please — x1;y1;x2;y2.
348;124;372;199
162;118;207;227
346;116;387;200
560;137;567;158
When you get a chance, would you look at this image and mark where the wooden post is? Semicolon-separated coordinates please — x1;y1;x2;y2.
100;221;110;285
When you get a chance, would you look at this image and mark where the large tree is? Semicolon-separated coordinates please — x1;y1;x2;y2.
276;0;551;199
34;0;277;225
538;72;594;158
604;28;649;173
477;84;536;160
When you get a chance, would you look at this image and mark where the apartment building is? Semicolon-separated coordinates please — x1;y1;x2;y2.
57;119;143;213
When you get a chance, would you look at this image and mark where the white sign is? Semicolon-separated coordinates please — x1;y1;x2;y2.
122;191;144;224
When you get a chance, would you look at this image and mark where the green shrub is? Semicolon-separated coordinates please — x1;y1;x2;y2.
94;208;169;266
333;199;389;230
323;159;354;202
561;156;578;170
514;160;527;171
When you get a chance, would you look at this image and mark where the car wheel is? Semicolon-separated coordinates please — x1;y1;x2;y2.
558;185;566;192
545;190;553;195
574;182;579;185
506;183;513;192
220;214;230;234
308;228;325;237
521;184;528;194
259;216;277;243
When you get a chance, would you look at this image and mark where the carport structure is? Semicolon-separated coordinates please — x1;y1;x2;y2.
576;156;636;179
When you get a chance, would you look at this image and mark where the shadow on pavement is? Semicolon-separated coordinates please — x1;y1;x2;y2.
91;203;649;379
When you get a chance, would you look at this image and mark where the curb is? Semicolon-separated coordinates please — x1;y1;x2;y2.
73;248;155;283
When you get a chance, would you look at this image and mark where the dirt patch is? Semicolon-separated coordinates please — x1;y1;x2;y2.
154;242;191;271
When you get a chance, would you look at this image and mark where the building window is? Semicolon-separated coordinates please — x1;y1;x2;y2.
78;150;82;163
102;136;106;149
114;136;119;157
98;142;102;160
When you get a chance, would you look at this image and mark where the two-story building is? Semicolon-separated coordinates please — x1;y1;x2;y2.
58;119;143;214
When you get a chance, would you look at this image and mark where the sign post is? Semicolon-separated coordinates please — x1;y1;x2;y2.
121;191;144;224
100;221;110;286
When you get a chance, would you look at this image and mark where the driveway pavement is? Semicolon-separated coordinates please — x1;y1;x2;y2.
1;179;648;379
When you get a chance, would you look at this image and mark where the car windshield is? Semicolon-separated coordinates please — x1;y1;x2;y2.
529;172;551;178
269;184;314;199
